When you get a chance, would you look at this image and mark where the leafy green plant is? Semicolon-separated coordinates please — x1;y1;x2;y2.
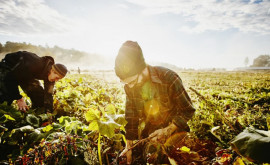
0;71;269;164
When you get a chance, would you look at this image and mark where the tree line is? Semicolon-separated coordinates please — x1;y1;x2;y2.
251;55;270;67
0;41;108;69
0;41;269;68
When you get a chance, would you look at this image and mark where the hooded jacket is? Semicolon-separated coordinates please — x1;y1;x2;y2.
2;51;55;111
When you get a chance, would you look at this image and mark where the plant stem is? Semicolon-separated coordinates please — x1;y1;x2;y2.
98;133;102;165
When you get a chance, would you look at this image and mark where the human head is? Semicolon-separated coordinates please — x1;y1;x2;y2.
115;41;146;80
48;64;68;82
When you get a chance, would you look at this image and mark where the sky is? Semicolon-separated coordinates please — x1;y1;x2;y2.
0;0;270;69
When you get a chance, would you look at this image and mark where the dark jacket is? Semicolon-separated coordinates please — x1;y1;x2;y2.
2;51;55;111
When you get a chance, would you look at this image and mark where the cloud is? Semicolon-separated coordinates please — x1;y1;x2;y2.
126;0;270;34
116;3;129;9
0;0;71;36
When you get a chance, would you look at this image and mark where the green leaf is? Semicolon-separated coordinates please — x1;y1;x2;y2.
70;121;82;135
26;114;40;127
0;105;22;120
105;104;116;115
88;120;99;131
168;157;178;165
0;114;16;123
84;109;100;122
58;116;71;124
111;114;127;126
267;116;270;130
211;126;223;143
179;146;190;153
82;125;91;132
27;129;45;143
52;123;62;130
98;118;120;138
42;125;53;132
19;125;35;133
38;113;50;121
78;77;83;83
64;120;72;134
46;132;65;141
4;114;15;121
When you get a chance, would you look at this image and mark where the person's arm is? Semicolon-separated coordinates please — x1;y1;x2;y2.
148;72;195;143
120;140;133;164
124;86;139;140
44;81;54;113
5;73;29;112
149;122;177;143
169;73;195;131
119;86;139;163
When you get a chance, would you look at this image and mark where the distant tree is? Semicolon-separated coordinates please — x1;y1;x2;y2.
252;55;270;67
4;41;14;52
244;57;249;67
0;43;2;53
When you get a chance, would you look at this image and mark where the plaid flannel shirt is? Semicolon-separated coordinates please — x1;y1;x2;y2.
124;65;195;140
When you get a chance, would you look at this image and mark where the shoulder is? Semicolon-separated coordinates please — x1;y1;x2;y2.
151;66;181;83
14;51;38;58
3;51;34;66
4;51;29;59
42;56;55;65
5;51;41;62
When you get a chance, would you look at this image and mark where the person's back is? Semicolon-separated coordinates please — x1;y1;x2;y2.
0;51;67;112
3;51;54;82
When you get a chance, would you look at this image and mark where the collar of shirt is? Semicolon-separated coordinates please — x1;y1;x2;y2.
147;65;162;84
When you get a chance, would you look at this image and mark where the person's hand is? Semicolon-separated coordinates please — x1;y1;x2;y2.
149;123;178;143
17;98;29;112
119;140;132;164
149;128;167;143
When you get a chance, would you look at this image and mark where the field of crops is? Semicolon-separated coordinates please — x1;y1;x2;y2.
0;70;269;165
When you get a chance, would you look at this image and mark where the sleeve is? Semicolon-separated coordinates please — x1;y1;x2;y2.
169;73;195;132
124;86;139;140
44;81;54;113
